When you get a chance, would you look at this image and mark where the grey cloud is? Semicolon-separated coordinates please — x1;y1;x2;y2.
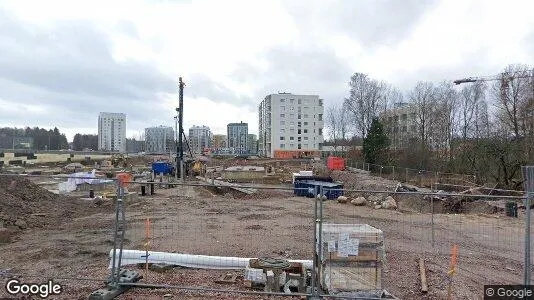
0;8;178;133
284;0;438;48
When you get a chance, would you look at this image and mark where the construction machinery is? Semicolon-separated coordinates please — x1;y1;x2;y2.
111;154;128;168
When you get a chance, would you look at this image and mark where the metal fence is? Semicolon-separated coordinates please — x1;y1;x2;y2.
0;169;532;299
347;160;478;187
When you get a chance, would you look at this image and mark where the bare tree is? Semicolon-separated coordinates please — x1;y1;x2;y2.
326;104;338;151
409;81;437;168
434;81;458;164
344;73;385;138
492;64;532;138
459;81;487;140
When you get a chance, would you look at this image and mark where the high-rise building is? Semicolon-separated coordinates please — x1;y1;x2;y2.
227;122;248;154
145;126;174;154
189;125;212;154
212;134;227;149
247;134;258;154
258;93;324;157
98;112;126;152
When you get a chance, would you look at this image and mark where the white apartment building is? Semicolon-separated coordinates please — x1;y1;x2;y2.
189;125;212;154
258;93;324;157
98;112;126;152
145;126;174;154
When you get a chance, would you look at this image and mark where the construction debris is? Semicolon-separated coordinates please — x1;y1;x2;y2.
419;258;428;293
196;176;257;194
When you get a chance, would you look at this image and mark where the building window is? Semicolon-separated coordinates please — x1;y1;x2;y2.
298;129;301;134
290;143;294;147
280;136;285;140
304;129;308;133
290;121;295;126
290;114;294;118
290;136;294;140
319;99;323;106
280;121;285;125
281;106;286;111
280;144;285;148
319;129;322;135
290;99;294;104
298;122;301;127
304;122;308;126
280;129;285;133
280;114;285;118
290;128;295;133
304;137;308;140
304;114;308;118
281;99;285;103
318;114;323;121
298;99;301;104
298;114;301;119
298;144;301;149
304;144;308;148
297;137;301;142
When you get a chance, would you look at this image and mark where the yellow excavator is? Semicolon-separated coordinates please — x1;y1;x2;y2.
191;160;206;176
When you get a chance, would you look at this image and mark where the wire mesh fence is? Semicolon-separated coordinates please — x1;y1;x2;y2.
345;160;478;187
0;170;532;299
0;173;118;299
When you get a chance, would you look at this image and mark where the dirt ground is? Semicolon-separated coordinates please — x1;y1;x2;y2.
0;167;531;299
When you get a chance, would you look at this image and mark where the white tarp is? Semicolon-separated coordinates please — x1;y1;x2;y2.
58;169;113;193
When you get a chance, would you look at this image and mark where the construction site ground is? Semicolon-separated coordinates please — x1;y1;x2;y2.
0;159;530;300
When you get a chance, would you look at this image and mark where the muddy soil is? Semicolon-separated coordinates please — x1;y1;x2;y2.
0;181;529;299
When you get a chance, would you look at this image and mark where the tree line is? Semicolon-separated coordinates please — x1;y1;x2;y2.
0;127;69;150
326;64;534;189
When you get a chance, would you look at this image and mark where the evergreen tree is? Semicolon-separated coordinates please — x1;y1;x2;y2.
362;118;390;164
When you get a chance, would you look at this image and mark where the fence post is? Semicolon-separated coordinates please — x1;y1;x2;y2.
430;184;435;247
521;166;533;285
312;185;319;296
392;166;395;181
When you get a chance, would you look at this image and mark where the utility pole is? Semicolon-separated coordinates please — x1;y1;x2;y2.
177;77;185;181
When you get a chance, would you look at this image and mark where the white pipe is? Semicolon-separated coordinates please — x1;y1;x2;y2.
109;249;313;270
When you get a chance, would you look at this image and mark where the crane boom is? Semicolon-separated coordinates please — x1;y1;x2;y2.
454;72;533;85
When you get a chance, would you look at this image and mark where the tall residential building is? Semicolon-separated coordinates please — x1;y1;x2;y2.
189;125;212;154
212;134;227;149
380;102;418;150
247;134;258;154
258;93;324;157
227;122;248;154
98;112;126;152
145;126;174;153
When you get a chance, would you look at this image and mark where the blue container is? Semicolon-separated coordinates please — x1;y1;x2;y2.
152;161;174;175
293;180;343;200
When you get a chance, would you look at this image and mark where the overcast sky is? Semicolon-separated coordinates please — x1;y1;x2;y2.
0;0;532;141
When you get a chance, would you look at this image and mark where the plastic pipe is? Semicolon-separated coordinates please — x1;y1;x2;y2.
109;249;313;270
